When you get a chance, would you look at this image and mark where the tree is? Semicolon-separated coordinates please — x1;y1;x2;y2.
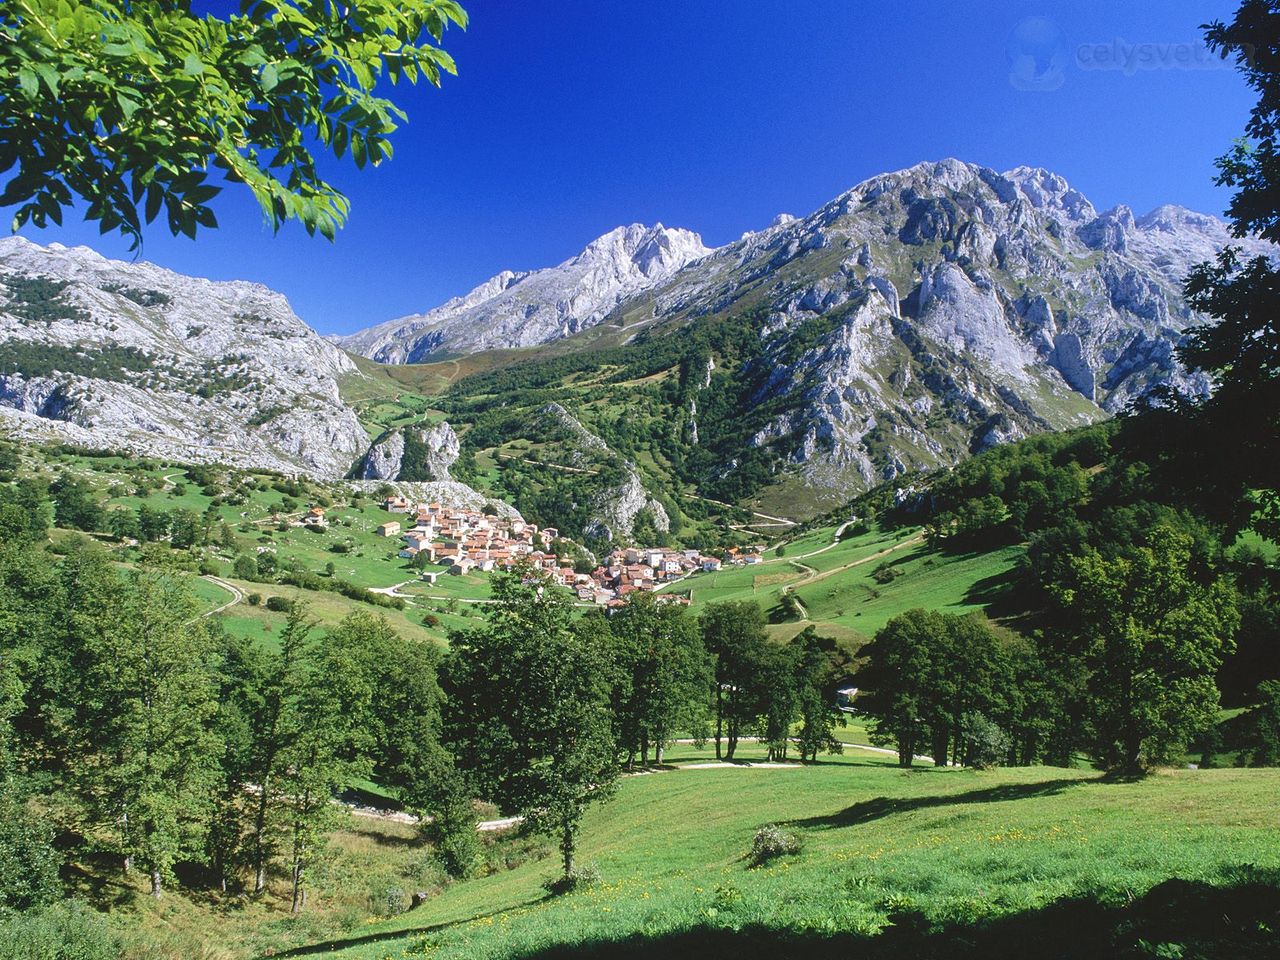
233;554;259;581
791;628;848;763
1241;679;1280;766
2;0;467;245
244;603;314;896
49;475;101;532
276;613;376;912
443;569;618;885
68;564;223;897
137;503;170;543
106;506;141;542
1054;527;1239;773
168;508;201;549
607;592;712;766
859;609;946;767
699;601;771;760
1146;5;1280;539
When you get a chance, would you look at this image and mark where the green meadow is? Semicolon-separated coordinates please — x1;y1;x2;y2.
292;761;1280;960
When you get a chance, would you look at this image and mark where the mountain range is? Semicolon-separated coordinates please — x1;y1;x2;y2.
1;159;1268;531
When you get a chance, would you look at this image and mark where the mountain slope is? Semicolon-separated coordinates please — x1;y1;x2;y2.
0;237;369;476
338;223;710;361
421;160;1270;513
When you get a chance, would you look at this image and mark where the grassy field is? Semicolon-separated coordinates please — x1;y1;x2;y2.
662;524;1023;641
284;762;1280;960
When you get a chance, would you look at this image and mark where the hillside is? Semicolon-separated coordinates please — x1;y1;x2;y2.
0;237;369;477
105;760;1280;960
346;159;1273;519
3;159;1270;538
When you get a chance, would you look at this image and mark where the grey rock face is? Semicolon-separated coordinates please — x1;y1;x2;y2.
0;237;370;477
360;420;460;481
361;430;406;480
420;421;460;481
584;471;670;545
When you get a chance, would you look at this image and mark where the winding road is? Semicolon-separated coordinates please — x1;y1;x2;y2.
197;576;244;619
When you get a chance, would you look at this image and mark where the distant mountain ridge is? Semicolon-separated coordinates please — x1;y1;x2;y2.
1;159;1271;523
338;222;711;362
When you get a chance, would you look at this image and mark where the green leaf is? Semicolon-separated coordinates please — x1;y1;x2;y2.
182;53;204;76
117;92;142;120
261;63;279;93
18;66;38;98
34;63;60;97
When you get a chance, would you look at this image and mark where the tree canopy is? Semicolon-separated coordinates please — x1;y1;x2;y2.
1;0;466;246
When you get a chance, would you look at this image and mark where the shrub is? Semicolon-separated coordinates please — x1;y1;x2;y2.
247;592;262;606
265;596;293;613
749;824;801;865
961;712;1010;769
0;799;62;913
542;862;601;896
369;885;407;917
0;901;116;960
233;554;259;580
872;562;900;584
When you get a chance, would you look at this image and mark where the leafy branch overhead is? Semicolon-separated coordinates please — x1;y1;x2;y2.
0;0;467;246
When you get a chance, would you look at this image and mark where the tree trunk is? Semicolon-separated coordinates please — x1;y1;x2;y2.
641;732;649;766
560;822;575;881
898;728;914;768
714;687;723;759
932;728;949;768
252;775;271;895
290;823;305;913
150;869;163;899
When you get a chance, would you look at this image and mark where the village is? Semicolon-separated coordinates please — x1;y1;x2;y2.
362;494;767;607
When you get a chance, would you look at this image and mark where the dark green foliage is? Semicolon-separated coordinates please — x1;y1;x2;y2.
0;341;152;381
100;283;171;307
0;275;87;324
1050;527;1239;772
265;595;293;613
49;475;101;532
860;611;1020;768
0;901;116;959
246;405;289;428
233;554;259;581
443;569;618;883
1168;4;1280;541
1240;680;1280;766
2;0;467;245
699;601;773;761
0;797;62;913
607;592;713;766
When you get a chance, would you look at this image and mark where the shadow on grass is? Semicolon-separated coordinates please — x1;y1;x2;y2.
262;872;1280;960
266;898;550;958
786;776;1093;830
503;872;1280;960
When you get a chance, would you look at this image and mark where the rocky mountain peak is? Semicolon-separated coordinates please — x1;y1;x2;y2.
338;222;711;362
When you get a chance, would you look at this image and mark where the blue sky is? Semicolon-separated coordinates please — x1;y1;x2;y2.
15;0;1254;335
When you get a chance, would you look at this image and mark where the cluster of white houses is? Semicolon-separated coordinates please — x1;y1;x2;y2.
376;495;766;606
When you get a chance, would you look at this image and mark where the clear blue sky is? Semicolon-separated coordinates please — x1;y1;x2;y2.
15;0;1254;335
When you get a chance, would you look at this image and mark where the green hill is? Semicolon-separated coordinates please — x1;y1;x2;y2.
288;762;1280;960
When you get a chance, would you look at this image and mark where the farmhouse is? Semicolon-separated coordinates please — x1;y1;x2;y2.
376;521;401;537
